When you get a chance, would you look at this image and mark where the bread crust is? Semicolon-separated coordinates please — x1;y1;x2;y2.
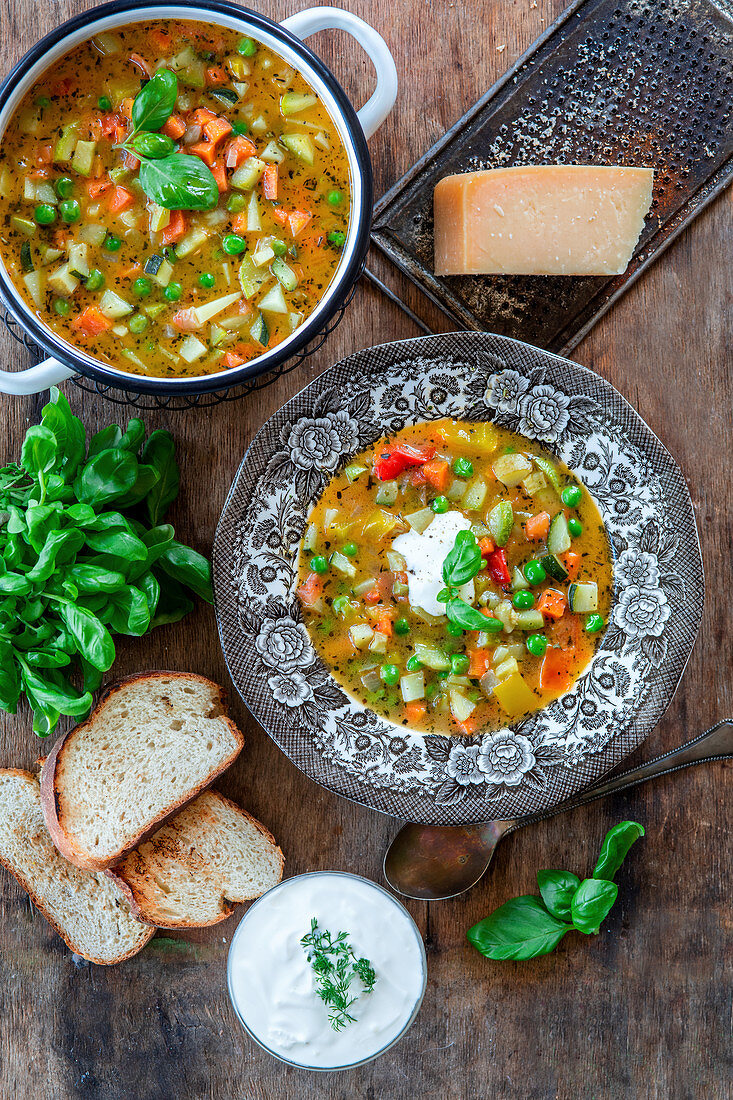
40;671;245;872
108;790;284;928
0;769;154;964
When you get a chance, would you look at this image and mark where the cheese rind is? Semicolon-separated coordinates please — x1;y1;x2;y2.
434;165;654;276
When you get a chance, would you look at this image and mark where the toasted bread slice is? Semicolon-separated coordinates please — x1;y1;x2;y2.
0;770;153;964
41;672;244;871
110;789;284;927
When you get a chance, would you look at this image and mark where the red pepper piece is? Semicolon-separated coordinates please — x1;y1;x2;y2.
373;443;436;481
486;548;511;587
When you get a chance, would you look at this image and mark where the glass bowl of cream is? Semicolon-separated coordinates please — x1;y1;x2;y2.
227;871;427;1070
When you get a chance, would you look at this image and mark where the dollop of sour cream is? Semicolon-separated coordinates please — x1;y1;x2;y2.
227;873;426;1069
392;510;474;616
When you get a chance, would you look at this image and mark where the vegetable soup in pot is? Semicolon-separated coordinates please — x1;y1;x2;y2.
297;419;613;737
0;21;351;377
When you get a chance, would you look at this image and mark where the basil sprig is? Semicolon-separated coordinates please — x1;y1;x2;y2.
117;69;218;211
467;821;645;962
438;529;488;631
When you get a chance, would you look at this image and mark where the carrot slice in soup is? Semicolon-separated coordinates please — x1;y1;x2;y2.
539;648;575;693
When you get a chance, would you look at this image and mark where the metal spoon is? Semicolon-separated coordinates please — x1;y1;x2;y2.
383;719;733;900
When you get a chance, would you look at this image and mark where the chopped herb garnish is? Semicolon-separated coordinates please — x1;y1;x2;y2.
301;918;377;1031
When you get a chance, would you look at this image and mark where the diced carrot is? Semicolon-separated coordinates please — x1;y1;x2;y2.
376;610;393;637
363;587;381;604
468;649;491;679
170;308;200;332
479;536;496;558
296;572;324;608
231;212;248;234
51;77;75;96
404;701;427;725
71;306;112;337
455;715;479;736
422;458;451;491
203;117;233;145
123;152;140;171
288;209;312;237
559;551;582;580
224;136;257;167
150;28;172;51
36;144;52;166
87;176;112;198
525;511;551;540
189;141;217;166
262;164;278;201
161;114;186;140
211;164;228;192
222;351;245;369
120;263;142;278
161;209;187;244
539;648;575;693
129;53;152;78
270;206;289;226
537;588;567;621
205;66;229;86
119;97;134;119
108;185;134;213
190;108;217;126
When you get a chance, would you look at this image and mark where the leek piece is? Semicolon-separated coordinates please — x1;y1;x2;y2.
246;191;262;232
280;92;318;115
98;289;133;319
400;672;425;703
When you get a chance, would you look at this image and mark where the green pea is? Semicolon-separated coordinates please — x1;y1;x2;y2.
512;590;535;610
435;669;449;680
129;314;148;334
54;176;74;199
394;617;410;636
447;621;464;637
431;495;450;514
524;559;547;586
425;682;439;699
271;239;287;256
327;230;346;248
227;193;248;213
198;272;215;289
332;595;350;616
406;654;422;672
450;653;469;675
340;542;358;557
561;484;582;508
568;517;583;537
34;203;56;225
585;614;605;633
526;633;548;657
231;120;249;136
482;616;504;634
163;282;182;302
238;37;257;56
327;190;342;206
53;298;70;317
35;95;51;109
97;95;112;111
84;269;105;291
133;276;152;297
453;457;474;478
58;199;80;224
309;555;328;574
104;233;122;251
222;233;246;255
381;663;400;686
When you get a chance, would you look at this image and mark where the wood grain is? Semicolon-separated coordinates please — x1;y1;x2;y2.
0;2;730;1098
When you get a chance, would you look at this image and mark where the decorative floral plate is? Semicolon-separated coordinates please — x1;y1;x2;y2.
213;333;703;825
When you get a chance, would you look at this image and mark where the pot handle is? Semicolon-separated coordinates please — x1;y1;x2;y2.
281;7;397;139
0;357;77;395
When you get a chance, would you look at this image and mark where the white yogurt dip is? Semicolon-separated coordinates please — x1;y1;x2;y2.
392;510;474;616
227;872;426;1070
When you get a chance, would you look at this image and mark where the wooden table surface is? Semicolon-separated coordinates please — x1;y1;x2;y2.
0;1;730;1097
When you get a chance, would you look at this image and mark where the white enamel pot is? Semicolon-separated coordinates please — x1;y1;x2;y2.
0;1;397;396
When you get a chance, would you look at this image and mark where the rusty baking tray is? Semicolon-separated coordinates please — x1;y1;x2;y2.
371;0;733;355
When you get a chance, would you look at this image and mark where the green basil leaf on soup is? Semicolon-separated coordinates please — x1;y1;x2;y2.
467;896;571;961
570;878;619;935
446;597;489;632
128;131;176;159
537;869;581;922
139;153;219;211
131;68;178;133
592;821;645;882
442;529;482;587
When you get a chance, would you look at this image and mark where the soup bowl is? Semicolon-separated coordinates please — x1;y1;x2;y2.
0;1;396;396
213;332;704;826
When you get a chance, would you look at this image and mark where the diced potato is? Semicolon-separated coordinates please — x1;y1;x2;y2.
463;476;488;511
193;291;242;325
175;227;209;258
405;507;434;533
68;241;90;278
178;336;208;363
349;623;374;650
98;289;133;319
150;258;173;287
148;203;171;233
494;656;520;681
493;453;534;487
492;672;537;716
48;263;79;297
521;471;547;496
23;270;44;308
330;551;356;579
400;672;425;703
449;689;476;723
368;631;388;654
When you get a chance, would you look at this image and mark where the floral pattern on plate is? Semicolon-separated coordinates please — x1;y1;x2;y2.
214;333;703;825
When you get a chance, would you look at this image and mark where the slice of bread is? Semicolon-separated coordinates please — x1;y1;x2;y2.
41;672;244;871
0;770;154;964
110;789;284;927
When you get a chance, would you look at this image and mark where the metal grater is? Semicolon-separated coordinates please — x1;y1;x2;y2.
371;0;733;355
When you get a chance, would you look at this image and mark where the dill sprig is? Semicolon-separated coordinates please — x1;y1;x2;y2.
300;918;378;1031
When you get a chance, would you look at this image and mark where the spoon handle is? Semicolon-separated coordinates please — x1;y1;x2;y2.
515;719;733;830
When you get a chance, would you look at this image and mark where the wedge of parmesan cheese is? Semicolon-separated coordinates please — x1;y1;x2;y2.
433;165;654;276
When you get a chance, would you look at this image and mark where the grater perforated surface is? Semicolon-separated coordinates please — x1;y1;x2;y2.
371;0;733;355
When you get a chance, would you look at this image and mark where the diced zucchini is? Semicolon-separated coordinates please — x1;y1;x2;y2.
449;689;476;724
71;140;97;178
238;253;271;299
568;582;598;613
148;203;171;233
487;501;513;545
494;656;520;681
20;241;33;273
548;512;571;555
219;314;250;331
280;133;315;165
39;246;63;265
249;312;269;346
23;270;44;308
514;609;544;630
386;550;407;572
144;303;166;318
463;476;488;512
252;240;275;268
345;464;367;483
79;224;107;246
349;623;374;650
169;47;206;88
0;164;13;199
369;631;388;654
493;453;534;487
11;215;36;237
246;191;262;232
151;258;174;287
24;179;56;204
303;523;318;552
511;566;530;591
400;672;425;704
446;478;467;501
68;241;90;279
120;348;147;369
98;289;133;319
231;157;266;190
175;227;210;259
193;291;242;325
405;507;434;534
179;335;208;363
414;642;450;671
48;263;79;297
271;256;298;290
330;551;356;579
375;481;398;506
521;471;547;496
111;324;128;337
53;123;80;163
492;672;537;716
540;554;569;582
260;139;285;164
280;92;318;116
533;455;561;491
258;284;288;314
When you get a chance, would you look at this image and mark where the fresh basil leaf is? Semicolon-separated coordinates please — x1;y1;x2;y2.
593;821;645;882
138;570;161;618
447;597;489;632
22;648;72;669
79;657;103;694
0;572;32;596
74;449;139;507
106;586;151;637
139;153;219;211
156;540;213;602
149;575;193;627
20;425;58;480
44;473;75;503
64;502;97;527
128;131;176;158
41;388;86;479
25;503;62;551
131;68;177;133
81;511;131;532
570;878;619;935
113;463;160;510
0;641;21;712
25;688;60;738
26;528;84;583
140;430;179;525
119;418;146;454
442;529;483;588
537;869;581;921
467;896;571;961
56;600;116;671
84;527;148;561
88;424;122;457
68;563;127;594
18;660;92;718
